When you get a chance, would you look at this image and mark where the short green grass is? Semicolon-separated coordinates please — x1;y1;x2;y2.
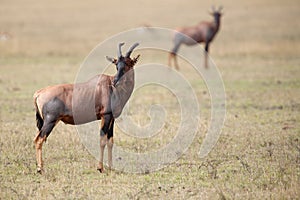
1;0;299;199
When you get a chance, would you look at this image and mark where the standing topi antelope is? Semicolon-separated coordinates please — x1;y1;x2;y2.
33;42;140;173
168;6;223;69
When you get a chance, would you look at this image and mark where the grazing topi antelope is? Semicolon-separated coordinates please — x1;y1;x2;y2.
33;42;140;173
168;6;223;69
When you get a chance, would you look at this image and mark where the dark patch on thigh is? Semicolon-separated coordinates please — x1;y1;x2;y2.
42;97;68;120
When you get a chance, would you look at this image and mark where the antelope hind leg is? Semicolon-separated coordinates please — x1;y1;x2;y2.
34;133;46;174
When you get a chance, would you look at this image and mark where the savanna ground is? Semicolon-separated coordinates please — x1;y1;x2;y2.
0;0;299;199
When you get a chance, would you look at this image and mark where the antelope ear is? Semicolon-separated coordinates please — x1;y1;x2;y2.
133;54;140;65
209;5;216;15
106;56;117;64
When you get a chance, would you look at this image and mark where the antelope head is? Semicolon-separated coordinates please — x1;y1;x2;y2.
106;42;140;86
210;5;223;20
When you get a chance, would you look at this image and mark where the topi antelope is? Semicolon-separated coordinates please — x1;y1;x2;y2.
33;42;140;173
0;32;12;41
168;6;223;69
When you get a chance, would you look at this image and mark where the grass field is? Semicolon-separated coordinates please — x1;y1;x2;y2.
0;0;299;199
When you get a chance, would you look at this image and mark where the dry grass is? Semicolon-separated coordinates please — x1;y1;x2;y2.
0;0;299;199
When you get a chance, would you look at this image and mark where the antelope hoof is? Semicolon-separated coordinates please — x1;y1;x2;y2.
37;167;43;174
97;162;104;173
97;167;104;173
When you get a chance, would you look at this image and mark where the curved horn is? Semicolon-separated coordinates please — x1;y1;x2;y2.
125;43;139;58
218;6;223;12
211;5;216;12
118;42;125;58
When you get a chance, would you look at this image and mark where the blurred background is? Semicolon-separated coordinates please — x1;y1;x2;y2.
1;0;298;58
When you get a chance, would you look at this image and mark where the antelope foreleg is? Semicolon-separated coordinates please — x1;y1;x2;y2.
168;53;180;70
168;53;173;68
173;54;179;70
204;54;208;68
98;134;107;173
204;43;209;68
107;137;114;170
